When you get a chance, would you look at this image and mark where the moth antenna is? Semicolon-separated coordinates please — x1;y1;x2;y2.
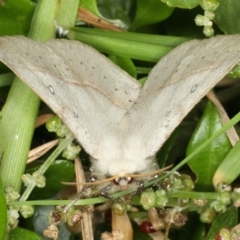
61;182;78;186
61;175;120;187
127;164;173;179
83;175;120;186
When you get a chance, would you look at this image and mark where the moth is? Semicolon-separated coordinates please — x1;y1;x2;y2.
0;35;240;195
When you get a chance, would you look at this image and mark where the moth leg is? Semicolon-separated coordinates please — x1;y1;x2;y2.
63;185;89;213
99;184;114;200
133;181;145;195
62;176;96;213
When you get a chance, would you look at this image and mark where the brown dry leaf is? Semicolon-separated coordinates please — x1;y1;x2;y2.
111;211;133;240
77;7;123;31
207;90;239;146
101;230;124;240
43;224;59;240
75;158;94;240
27;139;59;163
35;113;54;128
148;208;165;231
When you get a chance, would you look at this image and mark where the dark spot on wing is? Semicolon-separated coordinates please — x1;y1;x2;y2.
73;112;78;118
190;84;198;93
165;111;171;117
48;85;54;94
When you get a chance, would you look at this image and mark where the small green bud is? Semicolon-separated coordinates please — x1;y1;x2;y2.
112;202;127;216
195;14;208;26
219;192;231;205
46;115;71;138
62;143;81;160
210;200;226;213
205;10;215;20
8;207;20;227
155;189;168;208
19;205;35;218
46;115;63;133
200;207;216;223
5;187;20;202
180;174;194;191
140;188;156;210
200;0;219;11
217;228;232;240
22;173;34;187
231;190;240;207
32;171;46;188
203;26;214;37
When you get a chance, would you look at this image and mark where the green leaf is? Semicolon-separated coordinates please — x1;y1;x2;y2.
130;0;174;30
80;0;129;28
0;0;35;36
9;227;43;240
0;178;7;240
108;55;137;78
161;0;200;9
186;101;231;191
80;0;102;16
29;160;75;200
98;0;134;28
213;140;240;187
214;0;240;34
206;206;238;240
156;128;180;168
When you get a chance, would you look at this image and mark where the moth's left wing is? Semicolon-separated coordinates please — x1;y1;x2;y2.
0;36;141;158
123;35;240;158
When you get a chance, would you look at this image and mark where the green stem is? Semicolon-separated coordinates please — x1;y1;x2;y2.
0;0;59;192
67;28;191;62
167;191;224;200
0;0;79;238
10;197;108;206
19;135;75;201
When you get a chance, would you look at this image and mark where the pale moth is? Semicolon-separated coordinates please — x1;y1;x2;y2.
0;35;240;195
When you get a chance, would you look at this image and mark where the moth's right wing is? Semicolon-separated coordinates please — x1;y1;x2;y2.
123;35;240;159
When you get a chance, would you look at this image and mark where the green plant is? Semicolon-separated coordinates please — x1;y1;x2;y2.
1;0;240;239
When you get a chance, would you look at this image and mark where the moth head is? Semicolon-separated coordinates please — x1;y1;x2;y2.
86;165;172;196
112;175;134;190
89;158;158;194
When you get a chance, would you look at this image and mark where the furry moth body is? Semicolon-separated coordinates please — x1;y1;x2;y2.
0;35;240;194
